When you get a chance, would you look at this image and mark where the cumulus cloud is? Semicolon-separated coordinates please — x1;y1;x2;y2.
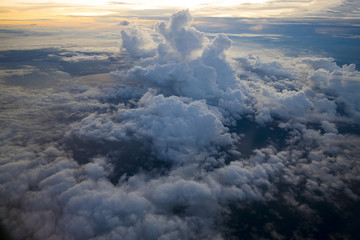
60;53;109;62
119;20;130;26
120;27;157;57
1;10;360;240
113;10;249;117
155;10;207;59
306;60;360;119
68;91;233;164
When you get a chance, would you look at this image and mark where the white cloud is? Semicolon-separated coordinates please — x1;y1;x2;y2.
0;65;36;78
113;11;249;117
120;26;157;57
69;91;233;163
155;10;207;59
60;53;109;62
307;61;360;119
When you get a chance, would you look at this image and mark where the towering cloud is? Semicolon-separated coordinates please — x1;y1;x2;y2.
121;27;157;57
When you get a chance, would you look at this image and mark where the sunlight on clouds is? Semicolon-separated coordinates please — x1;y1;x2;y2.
210;0;269;7
126;0;270;10
5;0;110;6
65;11;116;17
1;0;271;11
0;0;358;24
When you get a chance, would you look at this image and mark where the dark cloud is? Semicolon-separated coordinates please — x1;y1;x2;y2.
119;20;130;26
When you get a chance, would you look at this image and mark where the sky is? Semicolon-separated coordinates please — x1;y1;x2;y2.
1;1;360;240
1;0;359;65
1;0;360;21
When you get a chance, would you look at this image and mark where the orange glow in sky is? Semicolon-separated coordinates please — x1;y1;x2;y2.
0;0;354;27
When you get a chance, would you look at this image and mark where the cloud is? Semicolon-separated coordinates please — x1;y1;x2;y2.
155;10;207;59
113;10;249;117
119;20;130;26
60;53;109;62
1;10;360;240
306;60;360;119
254;88;313;124
249;24;263;31
0;65;36;78
120;26;157;57
68;91;233;163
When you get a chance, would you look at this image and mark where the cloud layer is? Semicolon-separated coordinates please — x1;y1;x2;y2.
1;10;360;240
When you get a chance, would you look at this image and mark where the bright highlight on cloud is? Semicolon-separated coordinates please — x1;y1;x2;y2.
1;9;360;240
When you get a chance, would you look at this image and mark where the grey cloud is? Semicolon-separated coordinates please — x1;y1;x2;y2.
0;65;36;78
69;91;233;163
114;12;249;117
155;10;206;59
120;27;157;57
119;20;130;26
